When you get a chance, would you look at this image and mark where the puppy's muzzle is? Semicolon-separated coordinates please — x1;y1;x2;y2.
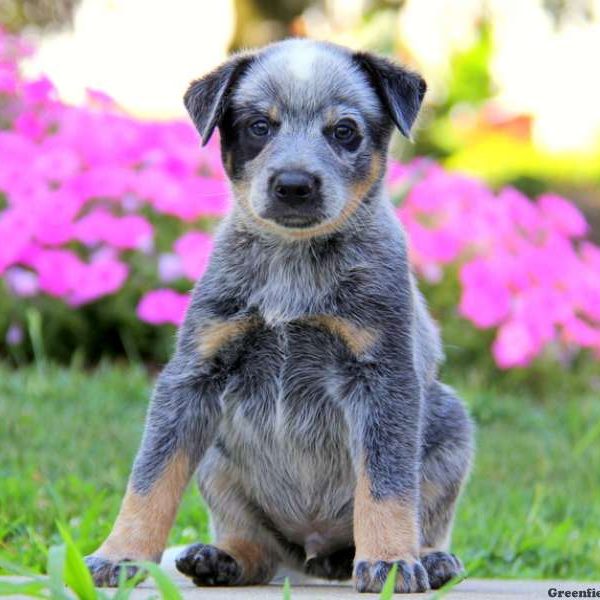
262;170;323;228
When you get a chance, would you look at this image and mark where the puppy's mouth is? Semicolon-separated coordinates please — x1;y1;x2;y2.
269;215;322;228
259;207;325;229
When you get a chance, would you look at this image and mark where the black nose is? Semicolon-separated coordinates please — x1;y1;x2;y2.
270;171;320;204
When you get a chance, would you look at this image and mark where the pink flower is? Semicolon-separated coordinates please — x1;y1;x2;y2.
5;323;24;346
137;289;189;326
459;258;511;328
0;63;18;94
562;316;600;349
69;255;129;306
67;165;134;200
26;248;83;297
497;187;541;237
5;267;39;297
14;110;46;139
538;193;588;238
492;319;540;368
158;253;184;282
32;142;80;182
32;189;80;246
21;76;55;105
0;208;36;275
74;209;153;250
174;231;214;280
86;88;117;108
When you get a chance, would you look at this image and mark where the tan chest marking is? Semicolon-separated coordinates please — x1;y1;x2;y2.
198;317;258;359
353;464;419;562
98;451;191;561
306;315;378;357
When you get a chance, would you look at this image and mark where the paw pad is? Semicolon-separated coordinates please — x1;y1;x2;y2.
353;558;429;593
421;551;464;589
84;555;141;587
175;543;241;586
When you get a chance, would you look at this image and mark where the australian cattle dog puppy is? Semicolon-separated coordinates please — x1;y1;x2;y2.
85;39;474;593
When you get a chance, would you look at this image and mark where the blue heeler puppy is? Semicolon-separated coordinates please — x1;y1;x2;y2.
85;38;474;594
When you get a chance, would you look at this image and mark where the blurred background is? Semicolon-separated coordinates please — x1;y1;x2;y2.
1;0;600;586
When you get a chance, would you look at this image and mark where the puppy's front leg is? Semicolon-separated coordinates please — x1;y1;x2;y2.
85;358;222;586
348;370;429;594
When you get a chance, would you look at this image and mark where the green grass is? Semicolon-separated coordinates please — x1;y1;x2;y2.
1;361;599;582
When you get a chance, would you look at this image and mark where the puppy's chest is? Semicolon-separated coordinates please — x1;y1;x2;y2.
216;319;346;445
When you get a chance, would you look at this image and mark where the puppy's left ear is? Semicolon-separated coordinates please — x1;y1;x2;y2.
353;52;426;140
184;52;254;146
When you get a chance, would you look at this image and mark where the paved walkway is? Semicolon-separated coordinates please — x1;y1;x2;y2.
143;549;600;598
5;548;599;598
121;575;599;599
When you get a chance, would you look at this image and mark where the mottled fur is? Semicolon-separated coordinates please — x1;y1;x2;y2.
85;38;474;594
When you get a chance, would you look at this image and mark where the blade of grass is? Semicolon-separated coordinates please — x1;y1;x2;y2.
574;417;600;457
135;562;183;600
282;576;291;600
379;563;398;600
0;579;48;597
26;308;46;371
56;522;97;600
112;562;147;600
0;558;42;578
429;572;467;599
47;544;72;600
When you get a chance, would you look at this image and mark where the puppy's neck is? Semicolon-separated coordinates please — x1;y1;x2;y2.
213;198;389;325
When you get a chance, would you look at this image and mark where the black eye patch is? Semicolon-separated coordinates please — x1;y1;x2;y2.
219;108;278;180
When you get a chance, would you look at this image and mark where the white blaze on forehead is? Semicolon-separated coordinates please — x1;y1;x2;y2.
285;42;319;81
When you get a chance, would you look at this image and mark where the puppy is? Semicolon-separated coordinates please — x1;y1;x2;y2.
85;38;474;594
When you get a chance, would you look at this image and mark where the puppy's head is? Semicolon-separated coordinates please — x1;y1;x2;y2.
185;39;426;239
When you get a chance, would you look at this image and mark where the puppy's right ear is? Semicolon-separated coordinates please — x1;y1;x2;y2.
184;52;254;146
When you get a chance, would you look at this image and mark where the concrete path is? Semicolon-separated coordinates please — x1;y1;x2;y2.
116;548;600;599
4;548;599;599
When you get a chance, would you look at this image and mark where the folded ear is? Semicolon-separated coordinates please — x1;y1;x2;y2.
353;52;426;140
184;52;254;146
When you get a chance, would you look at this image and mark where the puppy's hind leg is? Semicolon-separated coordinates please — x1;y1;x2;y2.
176;449;281;586
420;381;474;589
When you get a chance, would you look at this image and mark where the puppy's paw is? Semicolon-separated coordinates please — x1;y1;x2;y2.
305;546;354;581
421;551;464;589
175;543;241;586
84;555;142;587
353;557;429;593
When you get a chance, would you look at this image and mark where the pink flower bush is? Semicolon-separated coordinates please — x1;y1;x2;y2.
394;162;600;368
0;27;224;328
1;27;599;368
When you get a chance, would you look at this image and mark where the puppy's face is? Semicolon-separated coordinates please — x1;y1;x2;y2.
185;40;426;239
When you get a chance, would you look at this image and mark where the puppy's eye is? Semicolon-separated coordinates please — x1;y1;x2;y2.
333;120;357;143
249;118;270;137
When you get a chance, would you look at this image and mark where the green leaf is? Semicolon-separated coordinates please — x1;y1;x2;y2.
47;544;72;600
111;562;147;600
429;572;467;599
0;579;48;597
282;576;292;600
135;562;182;600
0;558;41;577
379;563;397;600
56;522;97;600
